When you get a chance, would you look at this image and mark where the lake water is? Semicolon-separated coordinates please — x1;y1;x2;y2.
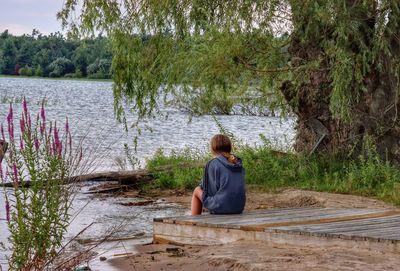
0;77;295;269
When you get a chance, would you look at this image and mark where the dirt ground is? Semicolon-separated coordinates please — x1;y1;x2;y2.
109;189;399;271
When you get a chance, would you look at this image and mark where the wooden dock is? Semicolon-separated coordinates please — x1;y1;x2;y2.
153;208;400;252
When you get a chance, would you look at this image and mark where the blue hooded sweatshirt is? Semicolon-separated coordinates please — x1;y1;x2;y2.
200;155;246;214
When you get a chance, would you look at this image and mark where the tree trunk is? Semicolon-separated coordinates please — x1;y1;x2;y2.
281;2;400;161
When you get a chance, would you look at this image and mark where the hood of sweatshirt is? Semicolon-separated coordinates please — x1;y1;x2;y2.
216;155;243;172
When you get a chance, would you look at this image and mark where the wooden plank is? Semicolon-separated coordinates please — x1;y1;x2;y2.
313;221;400;234
163;208;383;226
274;215;400;233
331;224;400;236
310;229;400;242
167;209;343;227
221;209;381;226
159;207;328;223
162;207;330;221
190;210;380;229
245;210;400;231
267;215;400;242
286;215;400;229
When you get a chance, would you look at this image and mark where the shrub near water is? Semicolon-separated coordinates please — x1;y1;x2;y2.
146;149;210;190
145;143;400;205
0;99;82;270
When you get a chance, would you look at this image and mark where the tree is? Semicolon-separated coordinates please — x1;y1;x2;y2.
0;30;113;79
87;58;111;79
48;57;74;77
16;38;36;67
59;1;400;160
72;44;90;76
1;39;17;74
32;48;53;76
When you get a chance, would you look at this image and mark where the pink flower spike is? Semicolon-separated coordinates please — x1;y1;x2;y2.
34;137;40;151
58;142;63;156
23;97;28;115
20;115;25;134
19;136;24;150
41;101;46;124
40;123;44;136
8;103;13;120
5;200;10;223
7;104;14;140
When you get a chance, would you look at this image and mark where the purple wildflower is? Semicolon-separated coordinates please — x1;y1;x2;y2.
5;200;10;223
40;102;46;124
53;122;63;156
23;97;28;116
7;104;14;141
20;115;25;134
34;137;40;151
19;136;24;150
8;103;13;120
40;123;45;136
48;122;53;136
58;142;63;156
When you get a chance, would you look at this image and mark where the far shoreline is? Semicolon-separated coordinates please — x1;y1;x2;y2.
0;74;113;83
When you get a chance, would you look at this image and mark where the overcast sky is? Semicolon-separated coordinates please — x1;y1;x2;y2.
0;0;66;35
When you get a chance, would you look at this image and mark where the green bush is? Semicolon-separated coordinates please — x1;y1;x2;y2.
146;149;210;190
19;65;34;76
34;65;43;77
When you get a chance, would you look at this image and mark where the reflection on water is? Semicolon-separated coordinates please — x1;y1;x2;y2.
0;77;295;269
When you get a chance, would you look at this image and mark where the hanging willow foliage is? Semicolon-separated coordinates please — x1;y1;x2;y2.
58;0;400;159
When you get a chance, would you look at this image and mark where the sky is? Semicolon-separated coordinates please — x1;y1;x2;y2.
0;0;66;35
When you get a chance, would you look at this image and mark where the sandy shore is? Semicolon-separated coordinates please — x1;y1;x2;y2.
106;189;399;271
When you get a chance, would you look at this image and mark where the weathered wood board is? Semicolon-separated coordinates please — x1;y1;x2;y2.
153;208;400;252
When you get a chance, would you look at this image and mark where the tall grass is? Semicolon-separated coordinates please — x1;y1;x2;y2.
145;143;400;205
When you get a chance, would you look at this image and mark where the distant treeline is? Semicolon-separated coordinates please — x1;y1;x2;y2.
0;29;112;79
